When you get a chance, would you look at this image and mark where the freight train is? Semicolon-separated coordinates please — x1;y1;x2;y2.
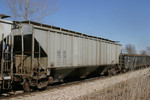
0;14;150;92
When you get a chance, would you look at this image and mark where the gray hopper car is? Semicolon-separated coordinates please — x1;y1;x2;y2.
120;54;150;70
0;15;122;91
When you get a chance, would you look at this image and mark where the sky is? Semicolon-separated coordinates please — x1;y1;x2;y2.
0;0;150;53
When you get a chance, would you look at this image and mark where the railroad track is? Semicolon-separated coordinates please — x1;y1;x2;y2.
0;77;104;99
0;67;148;99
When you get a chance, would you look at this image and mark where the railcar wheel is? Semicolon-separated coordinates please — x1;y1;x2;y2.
23;79;31;92
37;79;48;90
48;76;53;85
37;81;43;90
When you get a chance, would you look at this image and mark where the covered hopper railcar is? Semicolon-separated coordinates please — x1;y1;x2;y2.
0;15;122;91
119;54;150;70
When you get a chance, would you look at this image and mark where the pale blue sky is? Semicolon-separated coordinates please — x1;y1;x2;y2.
0;0;150;53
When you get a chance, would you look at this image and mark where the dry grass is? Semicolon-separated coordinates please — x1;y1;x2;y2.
75;72;150;100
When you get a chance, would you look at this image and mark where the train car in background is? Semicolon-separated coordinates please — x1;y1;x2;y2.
119;54;150;70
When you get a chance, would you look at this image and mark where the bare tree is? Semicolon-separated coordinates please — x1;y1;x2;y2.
140;50;147;56
146;46;150;55
5;0;56;21
125;44;136;54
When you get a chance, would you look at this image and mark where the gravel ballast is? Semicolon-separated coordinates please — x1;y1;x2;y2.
10;67;150;100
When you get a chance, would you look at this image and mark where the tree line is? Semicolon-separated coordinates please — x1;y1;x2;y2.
124;44;150;56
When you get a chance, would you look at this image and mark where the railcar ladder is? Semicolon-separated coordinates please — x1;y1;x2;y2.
0;34;13;89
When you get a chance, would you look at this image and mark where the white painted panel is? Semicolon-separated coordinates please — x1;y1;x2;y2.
113;45;116;64
67;35;72;66
100;41;104;64
91;40;93;65
80;38;83;66
111;44;115;64
62;34;67;67
109;43;111;64
109;43;112;64
99;41;101;65
91;39;93;65
56;33;61;67
115;45;118;64
113;44;116;64
77;37;80;66
105;42;107;64
107;43;109;64
78;37;82;66
87;39;91;65
97;41;100;65
88;39;92;65
48;31;55;67
0;22;12;40
34;29;48;54
93;40;97;65
108;43;111;64
110;44;112;64
116;45;122;63
33;26;122;67
81;38;83;65
82;38;85;65
73;37;78;66
105;42;108;64
92;40;95;65
92;40;94;65
103;42;106;64
109;43;114;64
21;24;32;35
86;39;88;65
85;38;88;65
116;45;119;64
86;39;91;65
83;38;87;65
